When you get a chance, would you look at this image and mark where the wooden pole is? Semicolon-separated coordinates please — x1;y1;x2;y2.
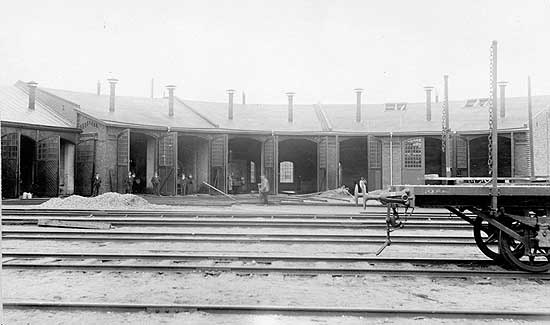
202;181;237;201
444;75;451;177
528;76;535;180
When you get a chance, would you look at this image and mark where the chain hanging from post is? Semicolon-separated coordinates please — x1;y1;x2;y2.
487;43;496;176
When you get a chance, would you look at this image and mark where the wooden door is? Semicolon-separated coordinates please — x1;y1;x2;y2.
402;137;425;185
75;138;96;196
1;133;19;198
158;132;177;195
116;129;130;193
36;136;60;196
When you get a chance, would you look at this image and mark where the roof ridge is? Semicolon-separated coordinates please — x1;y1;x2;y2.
13;82;73;127
174;96;219;128
314;104;332;132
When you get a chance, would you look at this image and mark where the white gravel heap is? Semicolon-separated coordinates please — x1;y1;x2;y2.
40;192;153;210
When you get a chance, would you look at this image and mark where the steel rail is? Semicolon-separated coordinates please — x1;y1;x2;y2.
5;301;549;319
1;234;476;245
2;251;492;264
2;217;470;229
3;261;548;279
2;229;472;240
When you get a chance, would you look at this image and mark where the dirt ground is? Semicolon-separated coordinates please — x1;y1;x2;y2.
3;202;549;324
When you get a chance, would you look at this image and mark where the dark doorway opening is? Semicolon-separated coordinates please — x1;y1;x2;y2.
228;137;261;194
178;135;209;194
278;139;317;194
129;132;156;193
339;138;368;194
425;137;444;176
469;136;511;177
20;135;36;194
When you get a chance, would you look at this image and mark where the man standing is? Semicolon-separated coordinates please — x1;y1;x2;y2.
359;176;368;209
151;172;161;196
91;173;101;197
258;175;270;205
126;171;135;194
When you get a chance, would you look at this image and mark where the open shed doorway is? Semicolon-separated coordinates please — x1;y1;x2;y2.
469;135;511;177
424;137;444;177
129;132;156;193
339;137;368;194
278;138;317;194
228;137;261;194
20;135;36;194
59;139;75;195
178;135;209;194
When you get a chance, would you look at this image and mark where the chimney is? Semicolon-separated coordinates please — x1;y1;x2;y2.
354;88;363;122
286;92;295;123
498;81;508;118
424;86;434;121
227;89;235;120
27;81;38;110
166;85;176;117
107;78;118;112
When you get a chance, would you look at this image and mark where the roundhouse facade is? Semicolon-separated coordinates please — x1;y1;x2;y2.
3;80;549;198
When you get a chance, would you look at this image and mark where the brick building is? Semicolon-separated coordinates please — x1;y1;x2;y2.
1;83;80;198
3;79;549;197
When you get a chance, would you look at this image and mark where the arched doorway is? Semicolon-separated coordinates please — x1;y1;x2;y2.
425;137;444;176
339;137;368;194
20;135;36;194
129;132;157;193
278;138;317;194
228;137;261;194
178;134;209;194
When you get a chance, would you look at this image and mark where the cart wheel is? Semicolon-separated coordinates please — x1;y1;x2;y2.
473;216;502;262
498;227;550;273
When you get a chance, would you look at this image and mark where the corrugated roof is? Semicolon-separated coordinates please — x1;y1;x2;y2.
321;95;550;134
180;100;325;132
33;84;550;135
40;88;217;130
0;86;73;128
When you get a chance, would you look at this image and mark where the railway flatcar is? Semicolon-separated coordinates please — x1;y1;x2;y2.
367;183;550;273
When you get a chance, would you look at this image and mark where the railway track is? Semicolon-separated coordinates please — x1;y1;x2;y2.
4;301;549;320
2;216;470;229
4;256;547;279
2;229;476;244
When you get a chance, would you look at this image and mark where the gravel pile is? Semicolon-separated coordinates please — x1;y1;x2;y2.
40;192;153;210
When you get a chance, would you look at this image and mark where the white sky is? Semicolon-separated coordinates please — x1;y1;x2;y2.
1;0;549;104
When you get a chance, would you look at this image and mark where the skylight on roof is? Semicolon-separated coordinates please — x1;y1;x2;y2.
464;99;477;107
478;98;489;107
385;103;407;111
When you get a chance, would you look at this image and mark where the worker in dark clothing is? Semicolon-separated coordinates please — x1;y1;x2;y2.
92;173;102;197
151;172;161;196
126;171;135;194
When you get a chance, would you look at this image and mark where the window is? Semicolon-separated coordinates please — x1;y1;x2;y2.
368;137;382;169
404;138;422;168
279;161;294;183
250;161;256;183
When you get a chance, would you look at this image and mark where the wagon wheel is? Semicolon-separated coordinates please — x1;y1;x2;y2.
473;216;502;261
498;226;550;273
